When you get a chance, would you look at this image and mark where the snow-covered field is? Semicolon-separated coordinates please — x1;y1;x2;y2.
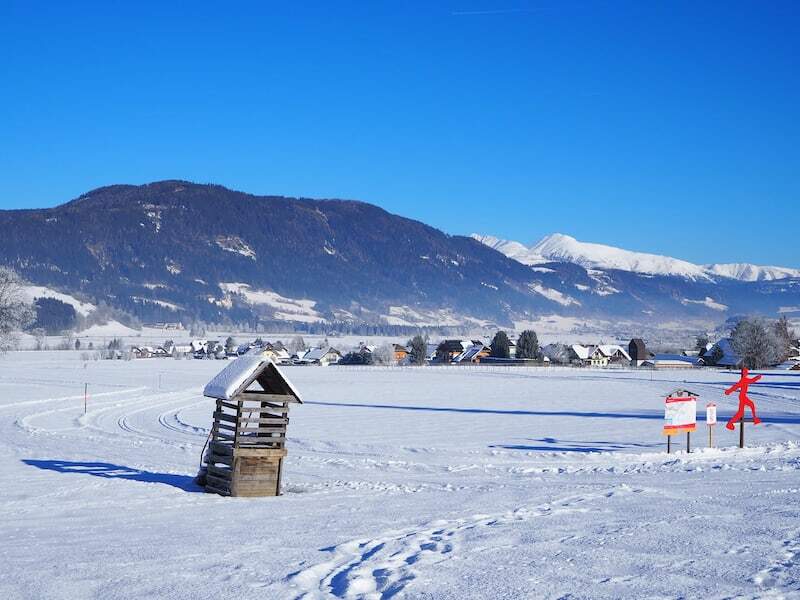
2;353;799;599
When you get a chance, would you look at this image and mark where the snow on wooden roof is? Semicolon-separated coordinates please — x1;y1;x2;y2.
571;344;592;360
596;345;632;361
203;356;302;402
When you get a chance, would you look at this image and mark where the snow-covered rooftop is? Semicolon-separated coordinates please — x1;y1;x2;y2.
596;345;632;361
571;344;592;360
203;356;302;401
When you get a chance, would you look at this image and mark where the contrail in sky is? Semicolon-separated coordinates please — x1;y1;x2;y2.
451;8;544;16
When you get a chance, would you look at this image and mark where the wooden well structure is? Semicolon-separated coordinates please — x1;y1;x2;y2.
198;357;302;497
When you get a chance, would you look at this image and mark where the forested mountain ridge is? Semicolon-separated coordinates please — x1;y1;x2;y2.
1;180;797;329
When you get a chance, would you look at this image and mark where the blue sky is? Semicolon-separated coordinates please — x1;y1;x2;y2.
1;1;798;267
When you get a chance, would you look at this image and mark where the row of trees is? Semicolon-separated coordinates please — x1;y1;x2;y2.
402;329;542;366
490;330;540;359
694;316;796;369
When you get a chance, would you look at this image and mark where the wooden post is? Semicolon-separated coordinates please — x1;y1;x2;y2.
686;431;691;454
708;424;713;448
84;383;88;415
667;435;671;454
739;417;745;448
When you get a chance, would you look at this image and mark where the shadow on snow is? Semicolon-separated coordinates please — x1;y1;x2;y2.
22;459;202;492
304;401;800;424
489;436;663;453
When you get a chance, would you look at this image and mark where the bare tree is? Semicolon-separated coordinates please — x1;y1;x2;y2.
541;342;570;365
731;317;782;369
371;343;396;365
288;335;306;355
695;334;710;352
773;316;795;363
0;267;35;353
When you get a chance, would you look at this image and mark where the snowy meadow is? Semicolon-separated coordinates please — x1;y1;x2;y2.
1;353;799;599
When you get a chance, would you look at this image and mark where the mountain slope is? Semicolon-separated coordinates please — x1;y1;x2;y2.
0;181;798;329
0;181;557;327
703;263;800;282
474;233;800;283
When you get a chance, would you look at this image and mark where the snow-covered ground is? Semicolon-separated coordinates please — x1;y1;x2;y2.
2;353;799;599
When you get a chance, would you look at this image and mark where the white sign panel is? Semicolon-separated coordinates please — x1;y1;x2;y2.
663;397;697;434
706;403;717;425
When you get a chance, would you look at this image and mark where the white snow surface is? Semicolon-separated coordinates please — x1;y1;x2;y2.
474;233;800;282
3;352;800;599
219;283;324;323
682;296;729;311
77;320;140;337
21;285;96;316
528;283;581;306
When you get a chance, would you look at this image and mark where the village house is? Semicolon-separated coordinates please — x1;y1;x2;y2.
358;342;377;355
173;344;193;357
393;344;409;363
435;340;470;363
132;346;154;359
151;346;171;358
453;342;491;364
649;354;701;369
588;345;631;367
568;344;593;366
142;322;184;330
250;344;291;363
705;338;742;368
302;347;342;366
628;338;648;367
568;344;631;367
425;343;439;362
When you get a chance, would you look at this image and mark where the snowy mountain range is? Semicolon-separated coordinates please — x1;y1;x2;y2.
473;233;800;283
0;180;798;331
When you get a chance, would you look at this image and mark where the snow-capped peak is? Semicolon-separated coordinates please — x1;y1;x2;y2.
702;263;800;282
474;233;800;282
471;234;546;265
528;233;712;280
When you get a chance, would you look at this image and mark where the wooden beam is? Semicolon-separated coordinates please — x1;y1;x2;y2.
233;448;287;458
213;411;239;424
239;392;297;403
237;416;289;425
217;400;241;411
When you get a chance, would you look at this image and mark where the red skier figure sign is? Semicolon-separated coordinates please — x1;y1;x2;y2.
724;368;761;431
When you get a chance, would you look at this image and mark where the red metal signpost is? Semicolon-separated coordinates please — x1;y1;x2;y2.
724;368;761;448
